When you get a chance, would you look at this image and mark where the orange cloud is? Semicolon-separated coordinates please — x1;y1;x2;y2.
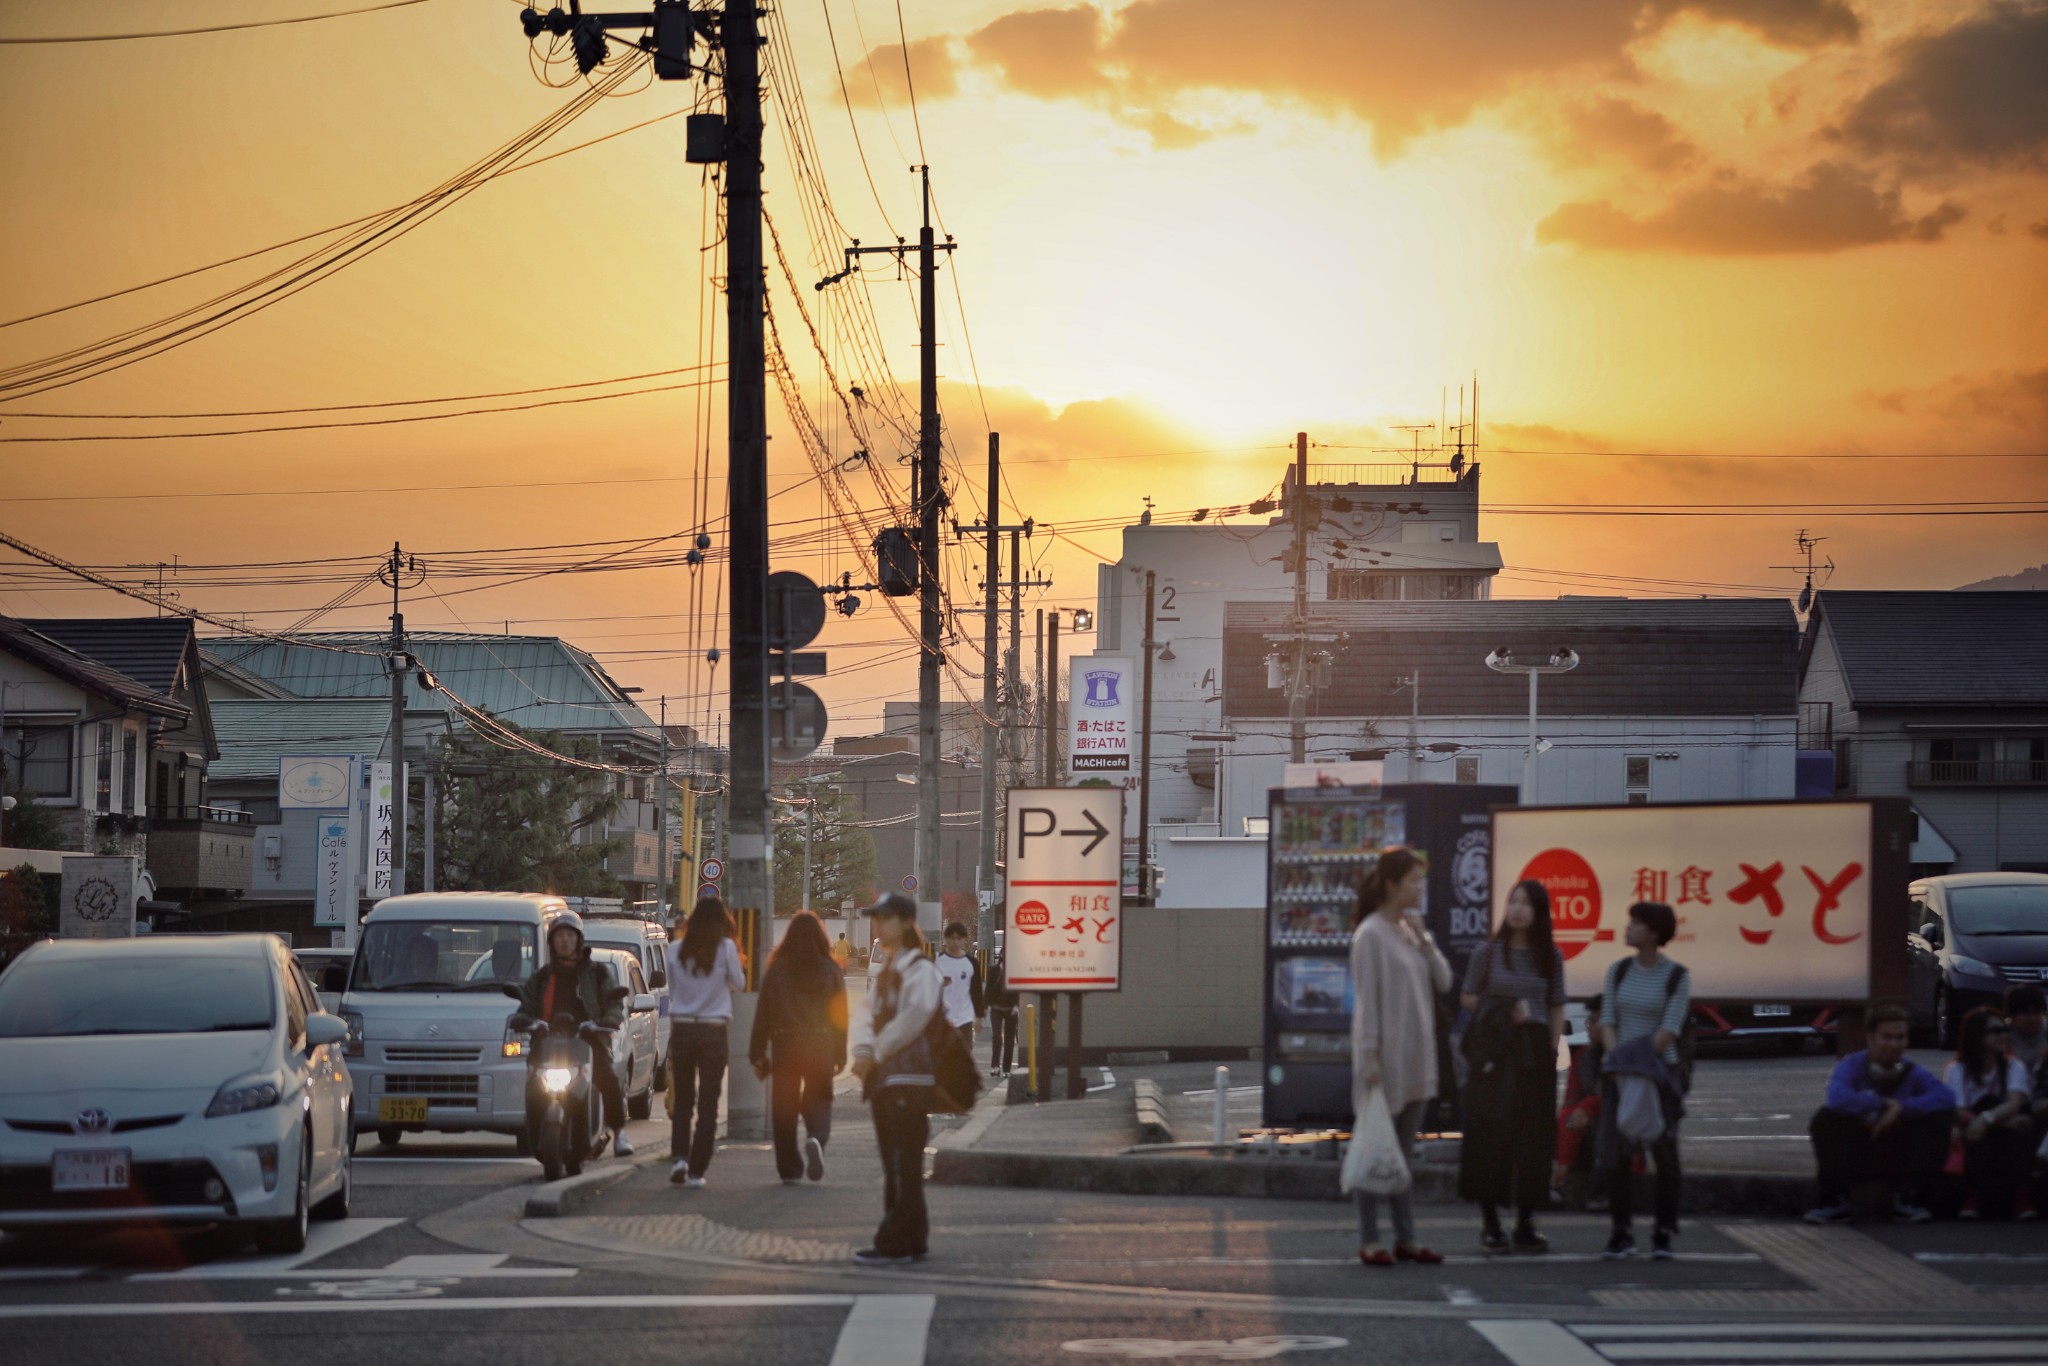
1538;162;1966;254
1837;2;2048;174
1867;367;2048;436
1550;96;1701;174
842;35;958;108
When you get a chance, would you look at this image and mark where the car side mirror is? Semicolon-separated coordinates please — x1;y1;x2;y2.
305;1014;349;1048
649;971;666;990
1919;921;1942;946
632;993;658;1014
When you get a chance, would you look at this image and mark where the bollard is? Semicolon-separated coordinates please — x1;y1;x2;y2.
1212;1065;1230;1148
1024;1002;1038;1096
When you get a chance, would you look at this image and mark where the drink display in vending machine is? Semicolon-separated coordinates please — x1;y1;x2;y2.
1262;786;1406;1126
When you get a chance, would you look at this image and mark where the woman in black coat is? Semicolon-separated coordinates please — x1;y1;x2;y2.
749;911;848;1183
1457;879;1568;1252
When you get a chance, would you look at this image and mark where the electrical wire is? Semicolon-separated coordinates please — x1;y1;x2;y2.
0;0;435;44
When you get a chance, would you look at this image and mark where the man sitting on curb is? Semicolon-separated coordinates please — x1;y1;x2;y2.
1805;1004;1953;1224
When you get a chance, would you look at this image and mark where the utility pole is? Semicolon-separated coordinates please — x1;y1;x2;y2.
912;166;946;936
1287;433;1310;765
1042;612;1062;785
802;789;815;912
1137;570;1156;901
655;697;670;919
384;542;413;899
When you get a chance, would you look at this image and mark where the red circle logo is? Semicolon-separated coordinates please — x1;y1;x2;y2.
1520;848;1603;961
1015;900;1050;934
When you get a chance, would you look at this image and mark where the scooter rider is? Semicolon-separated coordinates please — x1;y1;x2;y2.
514;911;634;1157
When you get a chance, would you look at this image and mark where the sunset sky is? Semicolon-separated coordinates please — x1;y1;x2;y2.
1;0;2044;743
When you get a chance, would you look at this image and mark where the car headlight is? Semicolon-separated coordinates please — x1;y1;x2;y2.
503;1022;528;1058
207;1072;285;1118
541;1067;574;1093
1949;955;1999;982
340;1009;364;1058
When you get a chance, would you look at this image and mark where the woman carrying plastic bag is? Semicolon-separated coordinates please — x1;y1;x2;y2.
1347;846;1453;1266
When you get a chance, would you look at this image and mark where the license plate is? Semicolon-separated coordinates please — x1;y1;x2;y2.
53;1149;131;1192
379;1096;430;1123
1753;1003;1791;1018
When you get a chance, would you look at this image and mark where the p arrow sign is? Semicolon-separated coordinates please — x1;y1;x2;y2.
1005;786;1124;994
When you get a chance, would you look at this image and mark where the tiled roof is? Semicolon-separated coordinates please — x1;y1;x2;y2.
0;616;189;719
23;618;195;698
1808;591;2048;708
1223;598;1800;719
208;699;396;781
200;631;657;738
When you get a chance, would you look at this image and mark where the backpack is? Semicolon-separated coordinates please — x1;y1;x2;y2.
921;1009;983;1114
1615;957;1694;1092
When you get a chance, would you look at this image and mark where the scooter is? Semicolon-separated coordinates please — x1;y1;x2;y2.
508;1012;617;1181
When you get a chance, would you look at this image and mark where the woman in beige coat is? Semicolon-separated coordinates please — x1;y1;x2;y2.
1350;846;1454;1266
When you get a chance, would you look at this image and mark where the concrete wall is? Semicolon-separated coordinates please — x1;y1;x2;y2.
1066;900;1265;1058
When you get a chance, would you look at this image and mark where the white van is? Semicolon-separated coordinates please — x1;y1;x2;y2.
340;892;570;1147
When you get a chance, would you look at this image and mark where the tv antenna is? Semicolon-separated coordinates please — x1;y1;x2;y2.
1773;529;1835;614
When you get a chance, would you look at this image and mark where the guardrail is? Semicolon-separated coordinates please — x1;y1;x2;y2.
1906;760;2048;787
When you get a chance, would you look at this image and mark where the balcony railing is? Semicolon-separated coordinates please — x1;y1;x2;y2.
149;804;254;825
1907;760;2048;787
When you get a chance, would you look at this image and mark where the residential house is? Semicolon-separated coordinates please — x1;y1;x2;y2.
1799;591;2048;874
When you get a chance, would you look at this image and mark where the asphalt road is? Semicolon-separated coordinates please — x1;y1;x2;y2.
3;1046;2043;1366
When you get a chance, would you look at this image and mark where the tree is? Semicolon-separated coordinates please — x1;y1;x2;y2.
411;719;630;897
0;863;53;968
2;778;68;851
772;783;876;915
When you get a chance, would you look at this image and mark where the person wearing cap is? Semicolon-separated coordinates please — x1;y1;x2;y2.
848;893;942;1265
513;911;633;1157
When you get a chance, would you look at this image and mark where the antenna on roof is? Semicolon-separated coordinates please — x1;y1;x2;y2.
1772;528;1835;615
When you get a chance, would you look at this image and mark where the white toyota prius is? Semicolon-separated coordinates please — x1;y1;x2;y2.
0;934;353;1252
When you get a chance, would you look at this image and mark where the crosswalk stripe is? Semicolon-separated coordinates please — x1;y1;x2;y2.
1472;1320;1608;1366
1601;1343;2048;1362
1576;1325;2048;1340
828;1294;936;1366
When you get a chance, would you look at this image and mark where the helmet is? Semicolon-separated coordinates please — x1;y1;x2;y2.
549;911;586;955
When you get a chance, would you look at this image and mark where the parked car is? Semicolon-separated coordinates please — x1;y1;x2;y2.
341;892;565;1148
588;946;660;1121
0;934;352;1252
1908;872;2048;1049
582;916;670;1087
294;948;353;1013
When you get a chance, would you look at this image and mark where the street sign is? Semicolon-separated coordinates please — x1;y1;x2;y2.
766;570;827;650
770;682;827;761
1004;786;1124;992
1067;655;1136;775
901;874;918;892
701;858;724;882
697;883;719;902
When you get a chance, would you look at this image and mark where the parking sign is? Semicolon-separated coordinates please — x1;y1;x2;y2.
1004;786;1124;992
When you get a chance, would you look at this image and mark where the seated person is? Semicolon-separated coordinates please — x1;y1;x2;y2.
1551;994;1604;1203
1805;1003;1953;1224
1941;1006;2034;1221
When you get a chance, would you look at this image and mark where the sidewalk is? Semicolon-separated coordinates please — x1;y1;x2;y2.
929;1056;1856;1218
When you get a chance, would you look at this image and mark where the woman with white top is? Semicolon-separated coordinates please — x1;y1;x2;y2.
1350;846;1455;1267
1941;1006;2033;1220
665;895;746;1187
848;893;942;1265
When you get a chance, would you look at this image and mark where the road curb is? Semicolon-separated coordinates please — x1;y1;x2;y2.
930;1148;1813;1215
524;1162;638;1218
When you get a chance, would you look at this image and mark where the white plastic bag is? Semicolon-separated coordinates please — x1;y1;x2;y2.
1614;1073;1666;1146
1341;1088;1411;1196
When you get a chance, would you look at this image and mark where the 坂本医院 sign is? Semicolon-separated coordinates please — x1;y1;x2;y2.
1493;801;1907;1001
1004;786;1124;992
1067;654;1136;774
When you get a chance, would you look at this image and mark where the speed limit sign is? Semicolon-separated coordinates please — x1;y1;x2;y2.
702;858;724;883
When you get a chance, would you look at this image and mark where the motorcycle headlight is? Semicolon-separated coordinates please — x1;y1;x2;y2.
541;1067;574;1093
340;1009;364;1058
207;1071;285;1118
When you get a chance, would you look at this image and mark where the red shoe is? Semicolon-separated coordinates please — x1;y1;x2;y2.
1395;1244;1443;1265
1358;1246;1395;1267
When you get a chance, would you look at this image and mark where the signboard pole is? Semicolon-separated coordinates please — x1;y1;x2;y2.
1064;991;1086;1099
1035;993;1056;1103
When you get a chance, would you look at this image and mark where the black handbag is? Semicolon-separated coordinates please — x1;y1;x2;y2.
923;1010;983;1113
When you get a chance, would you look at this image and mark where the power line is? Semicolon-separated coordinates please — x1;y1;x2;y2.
0;0;434;44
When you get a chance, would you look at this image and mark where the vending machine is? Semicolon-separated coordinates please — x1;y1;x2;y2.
1261;784;1406;1127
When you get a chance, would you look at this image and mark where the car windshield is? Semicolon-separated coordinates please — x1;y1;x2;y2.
352;921;539;991
0;953;275;1037
1949;885;2048;936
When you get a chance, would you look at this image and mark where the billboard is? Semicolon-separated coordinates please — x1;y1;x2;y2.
1066;654;1136;774
59;856;138;940
1004;786;1124;992
1492;800;1911;1002
279;755;356;810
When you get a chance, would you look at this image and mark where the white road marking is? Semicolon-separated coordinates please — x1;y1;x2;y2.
1916;1251;2048;1264
828;1294;936;1366
1576;1325;2048;1339
0;1293;859;1319
1087;1068;1117;1094
1062;1336;1345;1358
1441;1285;1482;1305
1471;1320;1606;1366
0;1267;90;1282
943;1253;1763;1269
355;1156;531;1165
1601;1342;2048;1361
128;1218;403;1280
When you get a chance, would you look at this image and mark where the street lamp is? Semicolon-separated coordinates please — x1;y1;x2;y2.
1484;647;1580;805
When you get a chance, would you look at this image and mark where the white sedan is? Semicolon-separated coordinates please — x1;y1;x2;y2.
0;934;353;1253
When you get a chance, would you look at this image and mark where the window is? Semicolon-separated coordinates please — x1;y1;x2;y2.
16;726;72;798
1928;737;1991;783
95;722;114;812
1626;754;1651;804
1454;755;1479;784
1326;570;1397;601
1403;574;1477;601
122;730;138;814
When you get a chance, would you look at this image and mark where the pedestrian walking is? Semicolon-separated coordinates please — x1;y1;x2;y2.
935;921;985;1060
664;895;746;1189
831;932;854;971
1349;846;1454;1267
749;911;848;1184
1597;902;1691;1261
1457;878;1567;1253
985;949;1020;1077
849;893;941;1265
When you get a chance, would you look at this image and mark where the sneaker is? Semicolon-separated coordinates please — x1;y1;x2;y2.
1804;1201;1854;1225
1891;1199;1932;1224
804;1136;826;1182
1651;1228;1675;1260
1512;1225;1549;1254
851;1247;916;1267
1601;1231;1637;1260
669;1160;690;1185
613;1133;635;1158
1479;1227;1509;1254
685;1175;707;1189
